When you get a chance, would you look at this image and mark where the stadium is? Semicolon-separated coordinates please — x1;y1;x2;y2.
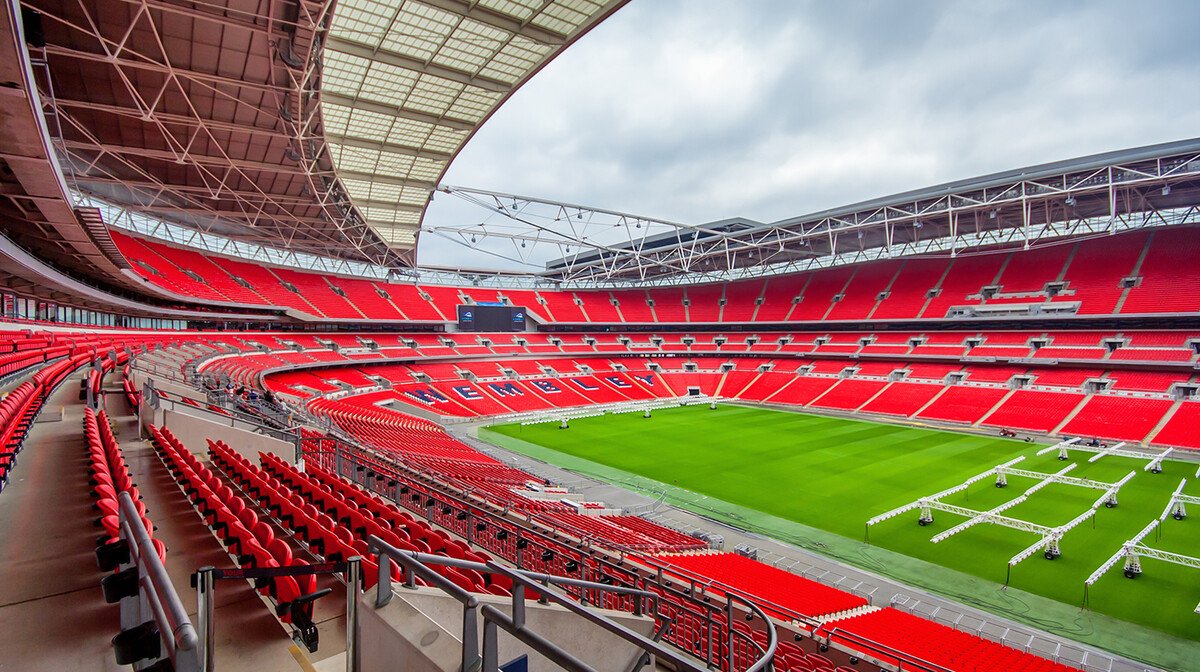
0;1;1197;672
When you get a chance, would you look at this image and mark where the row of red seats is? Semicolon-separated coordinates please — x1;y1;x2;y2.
86;409;165;561
821;608;1080;672
650;553;868;620
122;365;141;408
150;426;322;634
253;450;513;596
0;382;42;491
606;516;707;550
538;511;691;552
1;349;104;491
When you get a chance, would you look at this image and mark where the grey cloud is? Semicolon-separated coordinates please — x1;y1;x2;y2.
420;0;1200;268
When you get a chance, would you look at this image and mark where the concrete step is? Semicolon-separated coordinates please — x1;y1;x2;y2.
820;604;882;624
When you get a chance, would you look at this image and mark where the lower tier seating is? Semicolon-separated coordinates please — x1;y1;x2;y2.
1148;401;1200;448
149;426;325;634
1059;396;1174;442
652;552;868;619
916;387;1009;424
979;390;1084;433
822;608;1080;672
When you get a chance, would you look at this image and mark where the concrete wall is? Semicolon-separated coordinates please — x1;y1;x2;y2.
155;406;294;461
131;368;295;461
361;585;654;672
131;370;195;400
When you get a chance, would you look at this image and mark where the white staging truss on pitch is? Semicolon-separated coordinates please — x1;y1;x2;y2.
1037;441;1179;474
1085;479;1200;614
496;395;718;427
867;439;1140;568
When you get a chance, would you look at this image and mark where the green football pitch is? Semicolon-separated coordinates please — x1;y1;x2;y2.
482;404;1200;663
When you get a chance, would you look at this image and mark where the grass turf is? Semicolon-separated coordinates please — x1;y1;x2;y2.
486;404;1200;646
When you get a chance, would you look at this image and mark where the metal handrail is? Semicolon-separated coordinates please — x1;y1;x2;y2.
364;536;777;672
366;538;482;672
116;491;200;671
636;555;823;631
818;626;953;672
481;604;597;672
488;561;706;672
150;388;300;445
366;539;659;618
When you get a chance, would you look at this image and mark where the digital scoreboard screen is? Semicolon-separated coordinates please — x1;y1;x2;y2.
457;304;526;332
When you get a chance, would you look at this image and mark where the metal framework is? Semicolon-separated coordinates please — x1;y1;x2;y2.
24;0;412;265
867;446;1139;567
434;139;1200;284
1085;479;1200;613
1036;441;1180;474
21;0;626;270
316;0;627;250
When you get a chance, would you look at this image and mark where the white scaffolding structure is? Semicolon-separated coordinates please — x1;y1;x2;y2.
499;395;718;428
867;441;1139;569
1037;441;1179;474
1085;479;1200;614
1164;478;1200;521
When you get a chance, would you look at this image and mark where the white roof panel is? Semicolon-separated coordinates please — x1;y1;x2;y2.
320;0;627;256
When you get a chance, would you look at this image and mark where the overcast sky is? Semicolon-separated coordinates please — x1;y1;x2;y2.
416;0;1200;270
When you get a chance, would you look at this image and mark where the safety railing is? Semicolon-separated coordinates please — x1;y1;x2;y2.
306;435;778;671
99;491;200;671
193;558;360;672
129;357;190;385
305;431;957;672
146;382;302;449
367;539;484;672
364;537;775;672
817;626;954;672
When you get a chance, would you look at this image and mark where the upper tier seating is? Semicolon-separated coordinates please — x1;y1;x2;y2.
113;225;1200;323
1122;227;1200;313
1055;231;1148;315
790;267;855;322
826;262;898;320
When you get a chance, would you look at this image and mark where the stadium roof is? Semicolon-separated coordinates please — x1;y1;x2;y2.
430;138;1200;284
25;0;626;268
321;0;626;252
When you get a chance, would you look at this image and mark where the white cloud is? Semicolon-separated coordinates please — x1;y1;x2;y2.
419;0;1200;269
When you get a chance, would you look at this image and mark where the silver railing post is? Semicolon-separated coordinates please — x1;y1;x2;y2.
346;556;361;672
195;565;216;672
482;615;499;672
726;597;735;672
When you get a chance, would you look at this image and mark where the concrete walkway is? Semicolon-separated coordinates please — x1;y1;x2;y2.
0;370;334;671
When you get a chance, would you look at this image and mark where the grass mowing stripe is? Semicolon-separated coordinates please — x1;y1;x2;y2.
484;404;1200;654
